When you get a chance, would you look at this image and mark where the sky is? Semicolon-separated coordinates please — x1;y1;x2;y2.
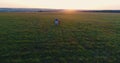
0;0;120;10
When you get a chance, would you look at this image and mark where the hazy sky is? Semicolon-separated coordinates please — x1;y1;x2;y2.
0;0;120;10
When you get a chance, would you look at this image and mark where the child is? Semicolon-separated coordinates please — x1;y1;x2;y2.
54;18;59;26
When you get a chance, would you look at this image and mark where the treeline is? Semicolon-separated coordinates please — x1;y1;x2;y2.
78;10;120;13
0;8;120;13
0;8;62;12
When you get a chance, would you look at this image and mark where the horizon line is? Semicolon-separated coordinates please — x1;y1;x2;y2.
0;7;120;10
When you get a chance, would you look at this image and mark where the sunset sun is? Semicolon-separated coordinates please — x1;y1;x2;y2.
63;9;77;13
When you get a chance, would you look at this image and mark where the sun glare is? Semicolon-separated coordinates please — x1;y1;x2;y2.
63;9;77;14
0;0;120;10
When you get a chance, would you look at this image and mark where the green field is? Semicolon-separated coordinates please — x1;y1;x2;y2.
0;12;120;63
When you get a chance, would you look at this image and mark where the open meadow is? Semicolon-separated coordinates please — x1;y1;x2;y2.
0;12;120;63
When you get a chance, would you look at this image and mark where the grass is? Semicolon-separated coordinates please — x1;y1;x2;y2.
0;12;120;63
